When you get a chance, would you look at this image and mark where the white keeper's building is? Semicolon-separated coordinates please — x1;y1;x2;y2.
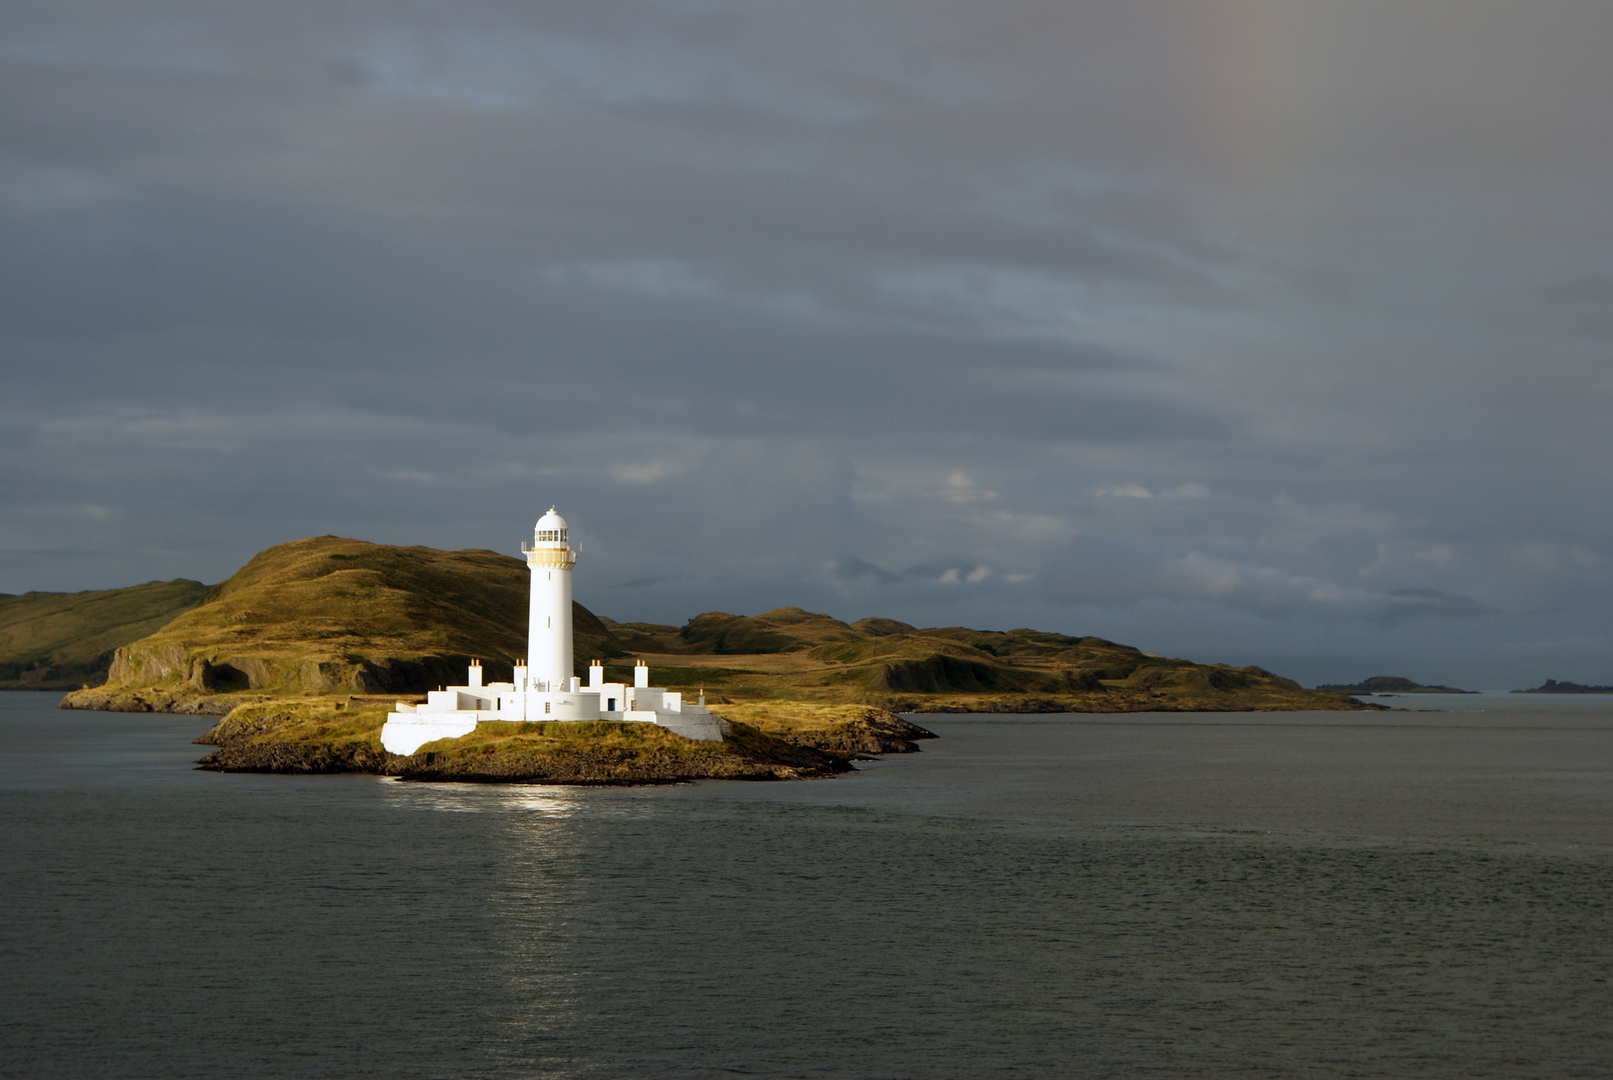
379;507;728;755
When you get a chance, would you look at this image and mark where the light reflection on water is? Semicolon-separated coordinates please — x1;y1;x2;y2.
377;778;590;817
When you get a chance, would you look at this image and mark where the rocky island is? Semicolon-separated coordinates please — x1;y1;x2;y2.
43;533;1373;783
1513;679;1613;694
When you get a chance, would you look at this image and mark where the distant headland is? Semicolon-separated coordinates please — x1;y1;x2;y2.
0;579;209;691
1314;675;1475;695
1512;679;1613;694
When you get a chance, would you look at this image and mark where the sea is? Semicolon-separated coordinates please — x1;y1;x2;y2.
2;691;1610;1079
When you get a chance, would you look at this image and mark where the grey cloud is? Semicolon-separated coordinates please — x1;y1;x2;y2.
832;557;996;587
1544;275;1613;306
898;561;989;584
1381;588;1491;624
609;576;680;590
1036;536;1502;627
2;2;1611;689
831;557;900;586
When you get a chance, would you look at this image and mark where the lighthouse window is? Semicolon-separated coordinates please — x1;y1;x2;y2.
544;702;551;714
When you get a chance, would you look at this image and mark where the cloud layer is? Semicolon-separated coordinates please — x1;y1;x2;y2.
3;2;1611;688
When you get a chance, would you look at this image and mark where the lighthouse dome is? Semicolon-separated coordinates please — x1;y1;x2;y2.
534;507;568;545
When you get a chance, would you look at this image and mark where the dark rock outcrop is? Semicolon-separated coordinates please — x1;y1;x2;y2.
195;740;396;774
391;739;848;784
775;710;937;756
61;687;251;714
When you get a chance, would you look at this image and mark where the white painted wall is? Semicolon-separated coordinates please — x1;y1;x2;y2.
379;715;478;755
526;509;574;689
527;560;572;688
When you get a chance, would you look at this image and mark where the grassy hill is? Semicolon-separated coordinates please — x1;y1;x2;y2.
598;606;1360;712
0;579;210;690
60;536;622;706
53;536;1366;714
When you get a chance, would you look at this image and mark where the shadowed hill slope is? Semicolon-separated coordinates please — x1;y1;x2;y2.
0;579;210;690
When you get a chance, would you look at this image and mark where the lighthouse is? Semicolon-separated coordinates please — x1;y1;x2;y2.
377;505;729;752
524;506;575;690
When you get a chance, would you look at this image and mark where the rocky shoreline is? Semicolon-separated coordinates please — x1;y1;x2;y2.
184;698;935;784
60;686;264;715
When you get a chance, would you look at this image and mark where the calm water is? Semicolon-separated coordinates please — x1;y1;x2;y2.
2;691;1611;1079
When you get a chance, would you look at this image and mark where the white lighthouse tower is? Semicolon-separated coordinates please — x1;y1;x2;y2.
377;505;729;753
524;507;575;690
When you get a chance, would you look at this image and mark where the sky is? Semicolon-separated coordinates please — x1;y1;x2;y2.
2;1;1610;689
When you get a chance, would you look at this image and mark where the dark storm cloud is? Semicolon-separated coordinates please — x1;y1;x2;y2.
3;2;1611;688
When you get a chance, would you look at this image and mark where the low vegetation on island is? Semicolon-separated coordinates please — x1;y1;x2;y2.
192;697;933;783
36;535;1372;783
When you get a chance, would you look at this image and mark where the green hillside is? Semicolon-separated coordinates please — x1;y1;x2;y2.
66;536;623;702
598;606;1361;712
0;579;210;690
